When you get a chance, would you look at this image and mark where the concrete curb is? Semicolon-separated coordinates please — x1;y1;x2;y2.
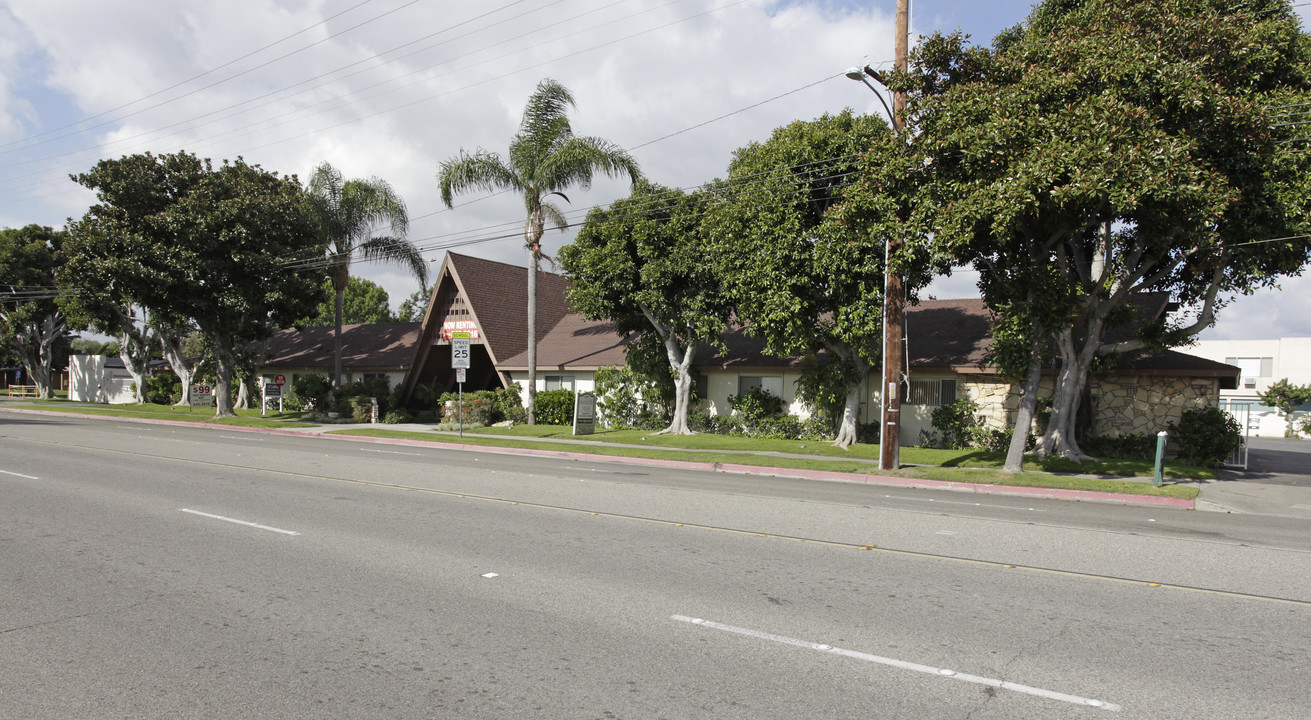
3;407;1196;509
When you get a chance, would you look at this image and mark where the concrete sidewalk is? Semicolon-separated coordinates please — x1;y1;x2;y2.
7;405;1311;517
299;423;1311;517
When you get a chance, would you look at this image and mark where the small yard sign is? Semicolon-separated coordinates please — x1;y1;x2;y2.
573;392;597;436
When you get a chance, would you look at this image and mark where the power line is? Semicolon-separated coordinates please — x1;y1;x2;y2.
0;0;432;154
0;0;572;166
0;0;745;200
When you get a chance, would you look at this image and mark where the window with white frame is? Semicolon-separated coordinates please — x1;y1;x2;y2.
738;375;783;398
1225;356;1273;389
906;378;957;406
545;375;575;392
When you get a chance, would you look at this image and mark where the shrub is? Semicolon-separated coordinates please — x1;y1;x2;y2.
383;409;414;424
929;399;985;449
593;365;670;429
798;414;835;441
534;389;576;425
726;387;785;435
756;414;804;440
492;383;524;424
1169;406;1242;467
143;372;181;405
443;395;493;425
434;421;485;432
293;374;333;412
1083;433;1155;461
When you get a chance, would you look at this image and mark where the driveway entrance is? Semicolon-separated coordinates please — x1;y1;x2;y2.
1217;437;1311;486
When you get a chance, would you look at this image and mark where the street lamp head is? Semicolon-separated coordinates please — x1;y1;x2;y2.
844;67;866;81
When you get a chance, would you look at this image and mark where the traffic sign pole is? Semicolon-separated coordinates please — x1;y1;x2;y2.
452;332;471;438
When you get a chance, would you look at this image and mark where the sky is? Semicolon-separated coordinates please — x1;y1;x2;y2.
1;0;1309;342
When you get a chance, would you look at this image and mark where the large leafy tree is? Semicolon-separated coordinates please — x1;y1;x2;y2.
66;153;215;405
396;283;434;322
0;225;76;398
560;181;732;434
703;110;907;448
894;0;1311;461
300;276;396;326
68;152;328;417
1258;378;1311;437
306;161;426;387
437;78;641;424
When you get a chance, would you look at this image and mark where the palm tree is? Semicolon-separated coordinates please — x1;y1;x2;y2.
307;161;428;387
437;78;640;423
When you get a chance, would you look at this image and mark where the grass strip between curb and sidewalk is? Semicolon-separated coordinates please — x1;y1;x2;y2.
2;402;1199;500
331;427;1199;499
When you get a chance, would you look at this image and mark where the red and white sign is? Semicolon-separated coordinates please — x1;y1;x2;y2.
441;320;480;339
274;374;286;387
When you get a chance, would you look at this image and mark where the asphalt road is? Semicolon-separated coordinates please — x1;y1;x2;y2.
1219;436;1311;486
2;414;1309;719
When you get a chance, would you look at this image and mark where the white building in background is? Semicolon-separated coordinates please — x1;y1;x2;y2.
1186;337;1311;437
67;354;138;404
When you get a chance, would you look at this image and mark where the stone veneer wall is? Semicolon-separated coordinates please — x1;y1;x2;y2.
959;374;1217;438
1090;376;1218;437
960;377;1017;431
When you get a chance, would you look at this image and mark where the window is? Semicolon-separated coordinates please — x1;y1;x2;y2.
738;375;783;398
694;374;708;401
1225;356;1274;385
907;378;957;406
545;375;575;392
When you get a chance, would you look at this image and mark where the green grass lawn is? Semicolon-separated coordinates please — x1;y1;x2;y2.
7;400;315;429
336;424;1202;498
4;400;1200;499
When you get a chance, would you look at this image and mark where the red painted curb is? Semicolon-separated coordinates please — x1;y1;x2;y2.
2;406;1195;509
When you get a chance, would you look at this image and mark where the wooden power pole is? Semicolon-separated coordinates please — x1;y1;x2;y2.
879;0;909;471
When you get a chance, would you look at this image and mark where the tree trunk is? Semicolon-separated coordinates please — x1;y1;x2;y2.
832;383;862;449
235;375;250;410
159;331;194;406
117;318;152;404
831;353;869;450
29;313;67;399
1003;354;1043;473
213;340;236;418
642;308;696;436
1039;325;1099;461
333;268;348;388
526;254;537;425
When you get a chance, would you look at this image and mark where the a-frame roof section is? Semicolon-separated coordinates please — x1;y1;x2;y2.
401;252;574;397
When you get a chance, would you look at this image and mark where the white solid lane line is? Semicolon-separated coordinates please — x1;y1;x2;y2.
671;615;1121;712
180;508;300;536
0;468;39;479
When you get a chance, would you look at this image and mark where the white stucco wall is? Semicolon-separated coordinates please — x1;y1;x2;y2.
504;371;598;400
67;355;136;404
1187;337;1311;437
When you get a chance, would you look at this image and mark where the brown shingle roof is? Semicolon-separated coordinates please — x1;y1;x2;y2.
264;322;420;370
448;252;572;365
498;314;631;370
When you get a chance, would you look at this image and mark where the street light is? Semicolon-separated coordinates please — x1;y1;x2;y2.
845;66;895;125
847;11;907;474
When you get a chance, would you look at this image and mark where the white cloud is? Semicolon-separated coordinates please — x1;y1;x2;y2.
1;0;1308;341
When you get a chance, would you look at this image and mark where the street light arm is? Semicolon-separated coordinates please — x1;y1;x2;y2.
845;67;896;126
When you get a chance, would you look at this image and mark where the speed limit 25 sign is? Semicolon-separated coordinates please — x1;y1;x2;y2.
451;331;471;369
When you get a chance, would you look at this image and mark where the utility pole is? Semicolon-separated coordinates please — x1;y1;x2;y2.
879;0;909;471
